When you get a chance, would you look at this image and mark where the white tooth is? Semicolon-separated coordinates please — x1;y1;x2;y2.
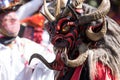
55;49;58;54
53;47;56;51
54;50;57;54
65;48;67;54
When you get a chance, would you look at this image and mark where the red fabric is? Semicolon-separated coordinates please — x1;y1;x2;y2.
70;61;116;80
94;61;115;80
33;27;43;43
21;13;45;28
21;13;45;43
71;65;83;80
22;27;34;40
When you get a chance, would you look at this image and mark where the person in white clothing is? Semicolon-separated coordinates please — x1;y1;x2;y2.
0;0;55;80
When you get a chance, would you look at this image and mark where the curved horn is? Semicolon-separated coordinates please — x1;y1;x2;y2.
29;53;53;69
86;18;107;41
44;0;55;21
62;43;88;67
55;0;61;18
79;0;110;24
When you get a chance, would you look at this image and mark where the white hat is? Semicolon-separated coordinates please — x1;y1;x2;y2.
16;0;43;20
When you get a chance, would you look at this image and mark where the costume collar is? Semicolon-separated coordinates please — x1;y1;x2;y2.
0;34;16;45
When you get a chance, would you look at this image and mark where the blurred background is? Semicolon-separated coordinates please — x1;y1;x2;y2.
85;0;120;24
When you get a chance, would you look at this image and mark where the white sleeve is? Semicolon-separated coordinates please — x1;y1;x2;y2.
0;64;8;80
30;62;55;80
21;38;56;63
16;62;55;80
18;38;55;80
16;0;43;20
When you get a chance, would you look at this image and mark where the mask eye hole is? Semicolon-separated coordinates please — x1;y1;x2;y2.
62;25;70;33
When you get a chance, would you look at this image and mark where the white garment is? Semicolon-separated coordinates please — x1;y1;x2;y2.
41;30;50;46
0;37;55;80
